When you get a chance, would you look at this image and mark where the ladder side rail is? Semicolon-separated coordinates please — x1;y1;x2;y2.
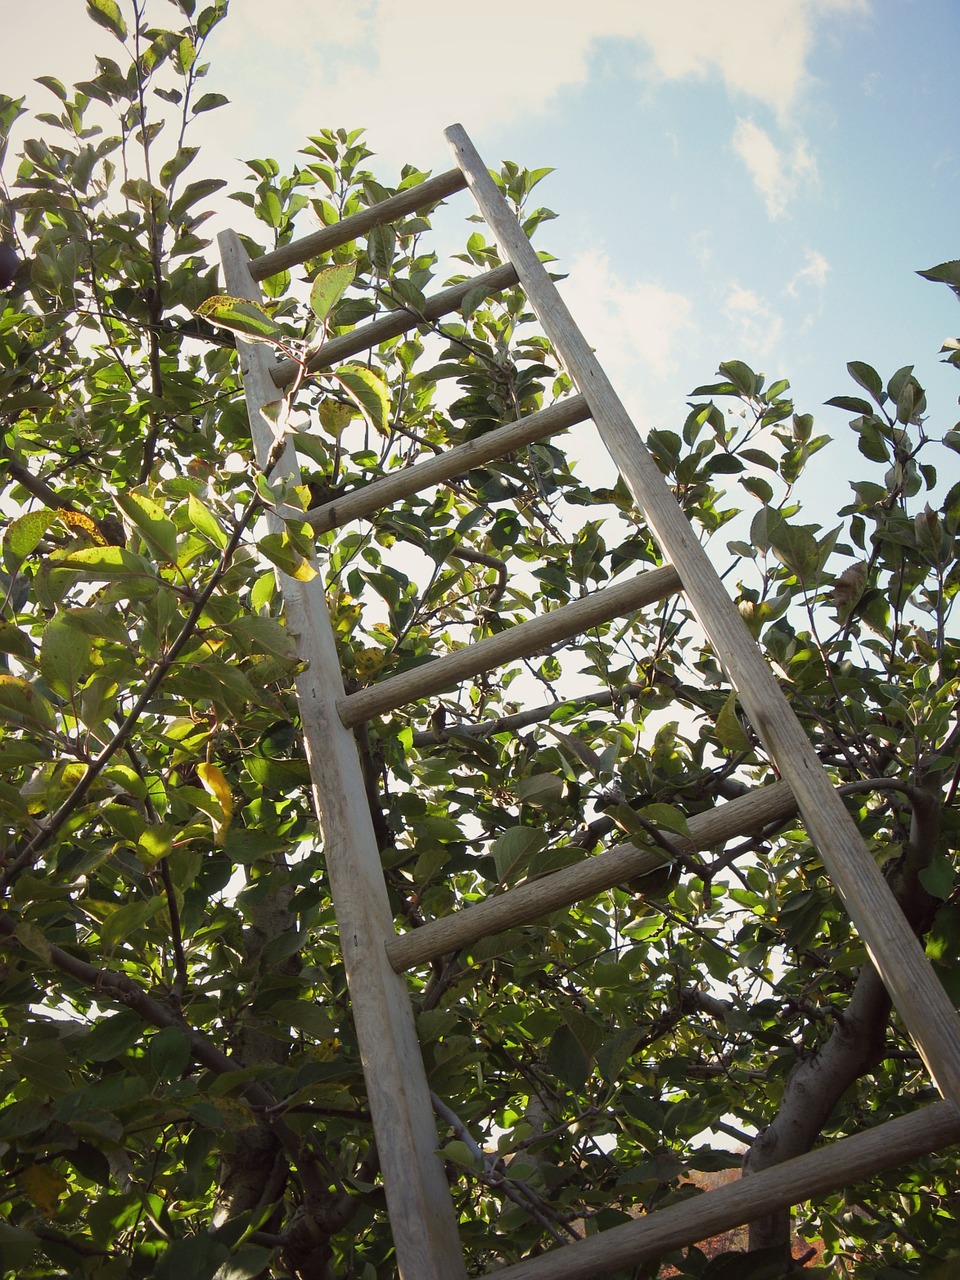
219;228;468;1280
387;779;798;971
306;393;591;534
251;168;468;280
487;1102;960;1280
338;565;681;727
272;262;518;387
445;123;960;1106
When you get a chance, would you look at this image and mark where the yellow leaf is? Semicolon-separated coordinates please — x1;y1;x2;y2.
353;646;386;680
197;763;234;846
55;509;106;545
314;1036;340;1061
22;1163;68;1216
318;398;355;438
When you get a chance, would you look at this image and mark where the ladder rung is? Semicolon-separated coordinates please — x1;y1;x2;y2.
387;779;796;971
307;394;591;534
337;564;681;728
485;1102;960;1280
250;168;468;280
272;262;519;387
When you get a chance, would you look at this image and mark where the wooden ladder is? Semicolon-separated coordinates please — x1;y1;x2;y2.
219;124;960;1280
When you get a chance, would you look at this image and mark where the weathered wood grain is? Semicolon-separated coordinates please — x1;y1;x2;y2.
271;262;518;387
337;565;681;727
250;168;468;279
388;779;798;970
488;1102;960;1280
220;229;467;1280
306;394;590;533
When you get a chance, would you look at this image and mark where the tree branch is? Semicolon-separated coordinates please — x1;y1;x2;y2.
0;481;268;891
743;779;944;1252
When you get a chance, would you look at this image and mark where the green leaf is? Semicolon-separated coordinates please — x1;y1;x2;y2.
83;1009;144;1062
715;691;751;753
917;259;960;291
177;35;197;73
195;294;285;343
257;532;318;582
367;222;396;271
920;854;954;900
741;476;774;504
14;921;52;964
547;1021;592;1090
514;773;564;807
160;146;199;187
51;544;156;581
100;896;164;946
0;674;56;730
309;262;355;324
35;76;67;100
155;1233;230;1280
739;448;778;470
0;1221;40;1270
749;505;785;554
439;1140;481;1171
187;492;229;548
86;0;127;40
192;92;230;114
824;395;873;415
137;825;176;865
490;826;546;884
268;1000;337;1038
637;803;690;838
42;545;157;607
244;755;312;789
150;1027;192;1081
718;360;759;396
170;178;227;223
769;521;820;579
225;614;299;661
40;612;93;696
2;510;51;569
114;490;179;563
847;361;884;404
335;364;390;436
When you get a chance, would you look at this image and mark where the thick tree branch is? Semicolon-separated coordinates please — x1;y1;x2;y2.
744;779;944;1252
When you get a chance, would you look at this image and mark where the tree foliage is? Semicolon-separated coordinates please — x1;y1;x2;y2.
1;4;959;1277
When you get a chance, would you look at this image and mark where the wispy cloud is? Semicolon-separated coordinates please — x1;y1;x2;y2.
785;249;831;296
724;285;783;357
561;249;694;381
732;118;818;219
213;0;869;167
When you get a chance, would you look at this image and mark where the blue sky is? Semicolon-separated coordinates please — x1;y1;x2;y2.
5;1;960;522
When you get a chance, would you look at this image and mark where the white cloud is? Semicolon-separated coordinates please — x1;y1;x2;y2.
732;118;818;219
3;1;872;175
724;285;783;357
215;0;869;168
785;249;831;296
561;249;694;380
